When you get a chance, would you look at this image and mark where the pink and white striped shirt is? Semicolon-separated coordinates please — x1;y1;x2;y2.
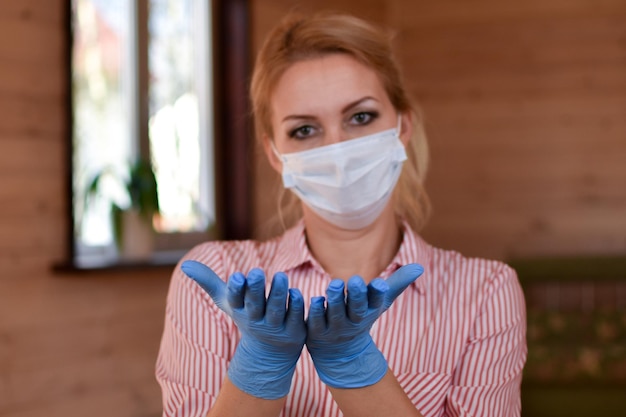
156;220;527;416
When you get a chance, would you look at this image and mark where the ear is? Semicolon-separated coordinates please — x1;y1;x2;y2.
262;134;283;174
398;111;413;147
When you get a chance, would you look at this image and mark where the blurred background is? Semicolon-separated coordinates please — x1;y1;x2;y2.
0;0;624;416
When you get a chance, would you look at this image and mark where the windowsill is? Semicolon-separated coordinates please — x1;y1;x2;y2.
52;249;186;274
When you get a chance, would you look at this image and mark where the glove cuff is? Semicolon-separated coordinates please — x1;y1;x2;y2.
310;340;388;389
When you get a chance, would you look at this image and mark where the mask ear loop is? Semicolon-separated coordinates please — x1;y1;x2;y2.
267;140;291;231
269;140;295;187
395;114;402;138
269;140;283;159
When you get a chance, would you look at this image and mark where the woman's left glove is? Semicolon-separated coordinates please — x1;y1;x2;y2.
306;264;424;389
181;260;306;400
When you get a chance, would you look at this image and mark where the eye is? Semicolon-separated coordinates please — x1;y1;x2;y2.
289;125;316;140
350;111;377;126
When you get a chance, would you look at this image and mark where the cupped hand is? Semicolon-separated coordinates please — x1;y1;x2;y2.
181;260;306;399
306;263;424;388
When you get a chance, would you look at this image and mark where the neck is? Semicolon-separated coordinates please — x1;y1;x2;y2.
302;205;403;283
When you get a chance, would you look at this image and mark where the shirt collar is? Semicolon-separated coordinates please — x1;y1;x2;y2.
383;219;431;294
272;220;316;273
273;218;431;294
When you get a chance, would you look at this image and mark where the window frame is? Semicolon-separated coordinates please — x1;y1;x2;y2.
57;0;252;271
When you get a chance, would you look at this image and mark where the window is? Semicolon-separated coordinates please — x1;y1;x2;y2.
65;0;251;269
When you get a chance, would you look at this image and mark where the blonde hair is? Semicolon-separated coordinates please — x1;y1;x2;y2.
250;12;431;233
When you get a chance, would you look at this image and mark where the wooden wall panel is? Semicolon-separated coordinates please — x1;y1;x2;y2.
0;267;169;417
390;0;626;259
0;1;168;416
251;0;626;261
2;0;626;415
2;282;164;416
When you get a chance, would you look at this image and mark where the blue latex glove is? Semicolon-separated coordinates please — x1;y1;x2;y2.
181;260;306;400
306;264;424;389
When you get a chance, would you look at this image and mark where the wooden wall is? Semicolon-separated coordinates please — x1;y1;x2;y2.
1;0;625;416
0;1;167;416
251;0;626;261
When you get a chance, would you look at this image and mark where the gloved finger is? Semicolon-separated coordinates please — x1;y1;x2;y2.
181;260;227;311
326;280;347;326
307;296;327;334
383;263;424;311
286;288;305;330
265;272;289;326
226;272;246;310
367;278;389;310
245;268;267;321
346;275;368;322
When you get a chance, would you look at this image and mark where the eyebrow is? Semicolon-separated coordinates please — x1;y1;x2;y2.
281;96;379;123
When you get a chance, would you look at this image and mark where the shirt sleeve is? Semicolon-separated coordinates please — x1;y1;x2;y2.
156;245;235;416
443;264;527;417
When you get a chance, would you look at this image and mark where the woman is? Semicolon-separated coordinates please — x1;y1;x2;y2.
156;12;527;417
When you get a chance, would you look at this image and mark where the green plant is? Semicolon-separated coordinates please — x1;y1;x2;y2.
85;158;160;246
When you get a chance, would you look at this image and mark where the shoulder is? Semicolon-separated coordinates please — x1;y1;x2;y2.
415;245;526;344
430;246;516;285
400;222;516;291
398;224;519;302
425;244;523;308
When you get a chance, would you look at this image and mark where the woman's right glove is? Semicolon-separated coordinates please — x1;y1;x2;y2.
306;264;424;389
181;260;306;400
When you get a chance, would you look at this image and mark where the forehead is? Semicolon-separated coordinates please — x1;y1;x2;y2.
270;54;390;118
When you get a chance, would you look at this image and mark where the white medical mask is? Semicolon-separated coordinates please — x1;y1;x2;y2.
272;117;407;230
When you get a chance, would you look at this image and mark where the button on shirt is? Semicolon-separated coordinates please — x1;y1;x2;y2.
156;220;527;417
